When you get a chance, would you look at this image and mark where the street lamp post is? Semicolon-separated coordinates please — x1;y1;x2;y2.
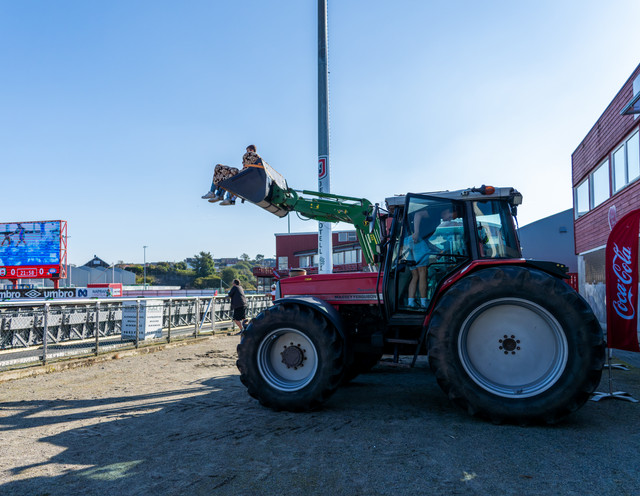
318;0;332;274
143;245;148;290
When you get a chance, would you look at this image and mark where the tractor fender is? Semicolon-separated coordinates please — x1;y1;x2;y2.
424;260;574;329
273;295;346;342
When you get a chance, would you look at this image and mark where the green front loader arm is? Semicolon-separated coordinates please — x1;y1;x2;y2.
278;188;381;266
218;165;381;265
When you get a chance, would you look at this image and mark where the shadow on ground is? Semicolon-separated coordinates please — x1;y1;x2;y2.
0;356;639;496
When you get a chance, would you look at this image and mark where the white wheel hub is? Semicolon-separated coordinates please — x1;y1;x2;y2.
457;298;568;398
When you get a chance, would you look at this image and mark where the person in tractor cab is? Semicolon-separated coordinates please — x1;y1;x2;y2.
406;204;464;308
202;145;264;205
405;211;430;309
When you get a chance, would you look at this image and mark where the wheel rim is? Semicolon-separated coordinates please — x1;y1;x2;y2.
457;298;568;398
257;328;319;392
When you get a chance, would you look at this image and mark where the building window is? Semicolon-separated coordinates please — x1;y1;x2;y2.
338;232;357;242
575;179;590;217
628;131;640;182
278;256;288;270
298;254;319;268
612;130;640;192
591;159;610;208
297;254;319;268
344;249;361;264
332;248;361;265
613;145;625;192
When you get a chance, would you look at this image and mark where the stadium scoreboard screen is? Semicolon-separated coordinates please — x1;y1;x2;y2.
0;220;67;280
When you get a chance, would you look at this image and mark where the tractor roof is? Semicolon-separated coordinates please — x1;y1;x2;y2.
385;186;522;211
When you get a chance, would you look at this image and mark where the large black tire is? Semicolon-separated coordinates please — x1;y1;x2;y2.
427;266;605;424
236;303;344;411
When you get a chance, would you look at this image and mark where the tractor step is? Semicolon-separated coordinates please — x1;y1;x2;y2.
386;338;419;345
387;314;425;326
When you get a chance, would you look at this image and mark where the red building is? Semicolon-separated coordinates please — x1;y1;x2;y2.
251;229;366;293
275;230;365;275
572;62;640;323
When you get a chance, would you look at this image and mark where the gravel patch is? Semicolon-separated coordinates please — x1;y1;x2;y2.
0;335;638;495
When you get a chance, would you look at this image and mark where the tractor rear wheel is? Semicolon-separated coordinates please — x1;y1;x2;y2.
427;266;604;424
236;303;344;411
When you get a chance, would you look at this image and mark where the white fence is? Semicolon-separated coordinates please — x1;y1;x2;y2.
0;295;272;370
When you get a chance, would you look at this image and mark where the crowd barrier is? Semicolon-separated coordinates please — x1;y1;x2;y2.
0;295;272;371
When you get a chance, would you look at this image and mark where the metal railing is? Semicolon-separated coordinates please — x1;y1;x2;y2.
0;295;272;371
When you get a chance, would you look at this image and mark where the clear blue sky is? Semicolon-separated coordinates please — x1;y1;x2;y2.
1;0;639;265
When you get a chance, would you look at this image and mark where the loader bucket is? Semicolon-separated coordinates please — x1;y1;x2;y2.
219;161;291;218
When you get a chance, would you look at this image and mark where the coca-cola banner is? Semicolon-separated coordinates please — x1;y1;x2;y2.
605;209;640;352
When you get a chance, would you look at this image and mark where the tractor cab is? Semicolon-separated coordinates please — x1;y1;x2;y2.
382;187;523;319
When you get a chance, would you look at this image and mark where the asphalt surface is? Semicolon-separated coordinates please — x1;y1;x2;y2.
0;336;638;496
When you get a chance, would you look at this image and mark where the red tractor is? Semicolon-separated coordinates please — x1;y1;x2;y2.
216;164;604;424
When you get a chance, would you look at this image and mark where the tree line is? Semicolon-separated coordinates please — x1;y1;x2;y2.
121;252;269;290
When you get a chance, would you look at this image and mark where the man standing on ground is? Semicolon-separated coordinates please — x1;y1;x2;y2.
228;279;247;333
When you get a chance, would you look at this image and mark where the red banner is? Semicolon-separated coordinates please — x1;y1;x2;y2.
606;209;640;352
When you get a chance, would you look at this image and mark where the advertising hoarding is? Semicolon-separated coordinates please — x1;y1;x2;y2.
0;286;120;300
121;300;164;340
87;284;123;297
0;220;67;280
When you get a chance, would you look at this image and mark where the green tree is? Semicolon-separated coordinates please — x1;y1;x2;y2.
221;267;239;288
240;253;250;262
255;254;265;264
135;274;156;285
193;275;222;289
193;251;215;278
235;260;252;271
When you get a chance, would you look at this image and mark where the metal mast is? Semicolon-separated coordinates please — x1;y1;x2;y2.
318;0;333;273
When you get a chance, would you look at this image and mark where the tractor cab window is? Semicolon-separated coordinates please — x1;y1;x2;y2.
473;200;521;259
388;196;470;313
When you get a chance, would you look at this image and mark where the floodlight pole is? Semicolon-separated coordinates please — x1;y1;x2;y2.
143;245;148;290
318;0;333;274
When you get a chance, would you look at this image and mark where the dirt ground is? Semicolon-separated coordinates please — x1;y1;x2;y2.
0;334;639;496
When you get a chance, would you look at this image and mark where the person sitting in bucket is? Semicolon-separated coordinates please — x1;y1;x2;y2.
202;145;263;205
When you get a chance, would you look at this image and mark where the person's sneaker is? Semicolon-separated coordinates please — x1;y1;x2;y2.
208;196;223;203
220;199;232;205
202;191;216;199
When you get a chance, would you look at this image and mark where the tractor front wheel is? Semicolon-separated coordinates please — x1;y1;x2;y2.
236;303;344;411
